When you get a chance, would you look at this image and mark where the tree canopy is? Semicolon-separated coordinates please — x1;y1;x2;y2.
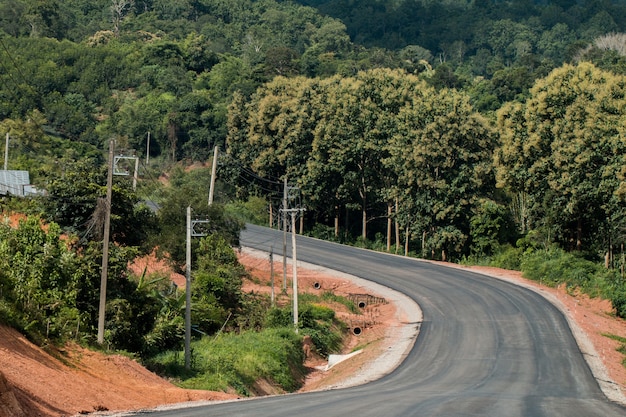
495;62;626;253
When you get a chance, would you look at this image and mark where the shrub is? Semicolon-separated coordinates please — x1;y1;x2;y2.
489;244;524;270
520;247;601;289
224;196;268;225
611;291;626;319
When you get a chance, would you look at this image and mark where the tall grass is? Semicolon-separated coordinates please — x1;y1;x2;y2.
148;328;305;396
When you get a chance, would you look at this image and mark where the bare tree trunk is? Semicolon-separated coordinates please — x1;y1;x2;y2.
359;169;367;241
362;206;367;241
512;191;529;233
395;198;400;254
386;202;392;252
111;0;133;36
405;225;410;256
334;206;339;238
168;120;178;161
269;204;273;228
576;217;582;251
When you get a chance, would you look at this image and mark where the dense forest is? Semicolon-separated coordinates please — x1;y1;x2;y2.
1;0;626;391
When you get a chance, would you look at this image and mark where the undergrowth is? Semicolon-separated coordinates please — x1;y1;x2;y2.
146;328;305;395
480;245;626;319
146;293;351;396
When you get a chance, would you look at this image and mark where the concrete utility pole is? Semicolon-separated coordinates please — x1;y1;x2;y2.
281;206;305;333
4;133;8;170
269;249;275;306
113;154;139;190
208;146;218;206
282;178;288;292
184;209;210;369
133;156;139;191
146;131;150;165
97;139;115;345
185;206;192;369
281;179;303;292
291;211;298;332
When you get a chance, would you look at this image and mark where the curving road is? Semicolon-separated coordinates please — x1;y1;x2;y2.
141;224;626;417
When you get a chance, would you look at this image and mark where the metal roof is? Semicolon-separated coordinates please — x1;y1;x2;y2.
0;170;32;196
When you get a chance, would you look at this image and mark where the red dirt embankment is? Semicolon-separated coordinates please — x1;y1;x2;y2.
0;325;237;417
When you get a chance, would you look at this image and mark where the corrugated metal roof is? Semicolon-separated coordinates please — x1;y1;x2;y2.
0;170;30;196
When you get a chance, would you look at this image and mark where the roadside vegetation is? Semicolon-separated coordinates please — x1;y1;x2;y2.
603;334;626;367
147;294;349;395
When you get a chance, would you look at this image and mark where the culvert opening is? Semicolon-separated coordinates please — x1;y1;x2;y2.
352;327;362;336
358;301;367;309
313;282;321;290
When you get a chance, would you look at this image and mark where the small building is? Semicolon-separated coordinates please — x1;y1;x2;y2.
0;170;39;197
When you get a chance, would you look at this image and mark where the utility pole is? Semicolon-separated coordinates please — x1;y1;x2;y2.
4;132;8;170
185;206;192;369
97;139;115;345
146;131;150;165
269;249;275;306
113;153;139;190
184;209;210;369
282;178;288;292
208;146;218;206
133;156;139;191
281;179;301;292
291;210;298;332
281;206;305;333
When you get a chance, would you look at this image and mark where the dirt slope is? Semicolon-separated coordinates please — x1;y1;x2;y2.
0;325;237;417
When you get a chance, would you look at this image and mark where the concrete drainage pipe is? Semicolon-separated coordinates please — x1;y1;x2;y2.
313;282;321;290
352;326;362;336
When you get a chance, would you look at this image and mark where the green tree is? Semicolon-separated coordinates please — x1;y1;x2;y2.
191;233;245;335
309;69;412;240
495;62;626;253
469;198;514;257
154;167;243;269
388;85;495;260
0;216;83;341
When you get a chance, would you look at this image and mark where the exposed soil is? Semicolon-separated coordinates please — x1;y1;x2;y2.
1;245;626;417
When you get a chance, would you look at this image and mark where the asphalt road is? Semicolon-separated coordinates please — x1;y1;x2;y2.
140;224;626;417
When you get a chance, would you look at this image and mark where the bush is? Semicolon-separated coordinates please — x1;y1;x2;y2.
307;223;339;242
265;300;347;357
611;291;626;319
224;196;268;225
489;245;524;270
520;247;599;289
298;304;345;356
